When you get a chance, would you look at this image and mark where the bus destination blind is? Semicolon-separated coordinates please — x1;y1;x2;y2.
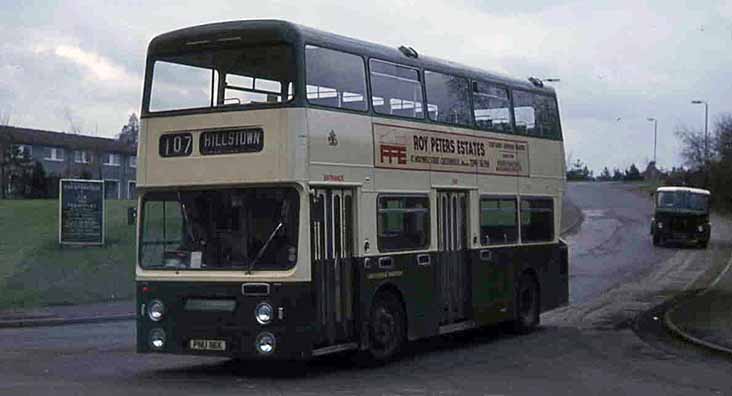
200;128;264;155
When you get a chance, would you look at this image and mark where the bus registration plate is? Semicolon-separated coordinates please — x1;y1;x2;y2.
189;339;227;351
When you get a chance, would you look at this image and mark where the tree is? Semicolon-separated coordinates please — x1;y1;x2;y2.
0;137;33;199
676;124;710;170
597;167;611;181
118;113;139;147
566;158;593;181
612;168;623;181
714;114;732;164
624;163;643;181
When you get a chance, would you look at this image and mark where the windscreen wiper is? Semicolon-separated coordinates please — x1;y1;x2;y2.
246;222;283;274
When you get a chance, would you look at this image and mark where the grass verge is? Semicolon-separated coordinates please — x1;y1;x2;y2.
0;199;136;309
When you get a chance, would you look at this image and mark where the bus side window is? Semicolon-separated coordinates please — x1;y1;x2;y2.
512;90;536;135
520;198;554;243
473;81;513;133
425;70;472;126
370;60;424;120
305;46;368;112
480;197;518;245
377;195;430;252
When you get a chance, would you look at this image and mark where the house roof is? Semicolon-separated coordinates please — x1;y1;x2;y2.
0;125;136;155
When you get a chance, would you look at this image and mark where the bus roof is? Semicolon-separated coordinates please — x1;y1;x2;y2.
147;19;553;95
656;186;711;195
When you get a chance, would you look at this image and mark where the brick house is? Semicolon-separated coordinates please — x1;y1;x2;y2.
0;125;137;200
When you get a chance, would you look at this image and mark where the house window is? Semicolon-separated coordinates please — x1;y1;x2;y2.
104;153;121;166
44;147;65;161
74;150;91;164
11;144;32;159
129;156;137;168
128;181;137;200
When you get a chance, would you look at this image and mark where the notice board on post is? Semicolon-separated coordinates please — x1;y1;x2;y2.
59;179;105;246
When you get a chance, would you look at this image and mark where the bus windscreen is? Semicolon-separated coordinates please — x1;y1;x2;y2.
140;187;299;271
148;44;295;112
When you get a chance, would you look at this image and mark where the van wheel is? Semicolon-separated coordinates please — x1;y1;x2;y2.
366;292;405;363
509;273;540;334
699;240;709;249
653;234;662;246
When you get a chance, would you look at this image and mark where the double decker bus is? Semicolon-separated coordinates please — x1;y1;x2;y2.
136;20;569;362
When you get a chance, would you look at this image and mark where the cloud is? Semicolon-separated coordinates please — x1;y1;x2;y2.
33;44;137;85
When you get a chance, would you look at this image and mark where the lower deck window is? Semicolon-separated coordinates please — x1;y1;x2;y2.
140;187;299;271
377;195;430;251
480;197;518;245
520;198;554;243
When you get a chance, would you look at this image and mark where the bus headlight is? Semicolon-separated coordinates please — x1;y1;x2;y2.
657;222;663;229
149;328;166;350
255;302;273;325
698;225;705;233
147;299;165;322
255;332;276;355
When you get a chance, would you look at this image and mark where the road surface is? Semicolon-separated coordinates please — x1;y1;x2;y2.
1;182;730;395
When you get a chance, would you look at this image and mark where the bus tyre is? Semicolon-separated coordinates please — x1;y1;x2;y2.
366;292;405;363
699;240;709;249
510;274;540;334
653;234;661;247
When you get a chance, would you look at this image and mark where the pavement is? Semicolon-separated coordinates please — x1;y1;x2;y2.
0;300;134;328
665;254;732;354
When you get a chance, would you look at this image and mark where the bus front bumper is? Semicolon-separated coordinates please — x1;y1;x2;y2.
136;281;315;360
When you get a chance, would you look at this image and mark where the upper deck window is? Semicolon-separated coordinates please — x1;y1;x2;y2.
513;90;561;139
306;46;367;112
473;81;512;133
370;60;424;119
148;44;295;113
425;71;472;126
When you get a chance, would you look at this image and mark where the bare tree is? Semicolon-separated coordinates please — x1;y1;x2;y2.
675;124;709;169
64;107;83;134
0;107;12;126
714;114;732;163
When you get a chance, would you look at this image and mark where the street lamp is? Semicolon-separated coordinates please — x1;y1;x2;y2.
647;117;658;164
691;100;709;165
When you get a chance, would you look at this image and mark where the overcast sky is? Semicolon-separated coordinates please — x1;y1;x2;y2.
1;0;730;172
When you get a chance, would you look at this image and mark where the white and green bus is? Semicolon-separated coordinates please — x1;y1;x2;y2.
136;20;569;362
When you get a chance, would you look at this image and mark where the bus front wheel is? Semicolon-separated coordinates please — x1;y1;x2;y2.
366;291;405;363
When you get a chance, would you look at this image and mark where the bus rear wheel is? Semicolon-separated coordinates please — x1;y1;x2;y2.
509;273;540;334
366;291;405;363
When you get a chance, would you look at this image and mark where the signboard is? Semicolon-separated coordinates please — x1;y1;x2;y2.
373;123;530;176
59;179;104;245
200;128;263;155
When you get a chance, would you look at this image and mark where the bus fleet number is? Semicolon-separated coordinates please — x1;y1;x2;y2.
159;133;193;157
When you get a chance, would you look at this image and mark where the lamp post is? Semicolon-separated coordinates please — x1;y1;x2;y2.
647;117;658;164
691;100;709;187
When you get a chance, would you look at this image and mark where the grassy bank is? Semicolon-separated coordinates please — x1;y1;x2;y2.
0;199;136;309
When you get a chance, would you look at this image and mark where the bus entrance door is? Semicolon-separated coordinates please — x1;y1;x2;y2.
437;190;470;325
310;188;356;347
